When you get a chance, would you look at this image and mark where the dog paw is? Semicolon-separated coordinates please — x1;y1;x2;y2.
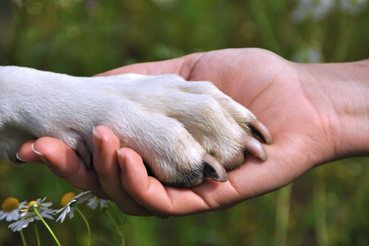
0;67;272;188
105;74;273;187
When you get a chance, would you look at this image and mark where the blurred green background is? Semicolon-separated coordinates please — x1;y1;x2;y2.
1;0;369;245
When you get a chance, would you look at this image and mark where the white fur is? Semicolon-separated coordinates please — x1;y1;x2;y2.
0;66;262;187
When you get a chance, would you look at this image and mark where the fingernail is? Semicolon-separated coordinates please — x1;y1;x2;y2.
93;127;102;158
117;148;126;173
117;148;126;160
16;152;27;163
31;144;51;165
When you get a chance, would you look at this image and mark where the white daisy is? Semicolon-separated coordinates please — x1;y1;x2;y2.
19;197;53;219
56;191;92;223
8;198;56;232
8;209;56;232
87;196;109;210
0;197;26;222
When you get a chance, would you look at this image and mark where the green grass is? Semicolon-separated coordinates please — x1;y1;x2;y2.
1;0;369;245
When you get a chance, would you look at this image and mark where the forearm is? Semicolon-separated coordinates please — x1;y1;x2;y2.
297;60;369;161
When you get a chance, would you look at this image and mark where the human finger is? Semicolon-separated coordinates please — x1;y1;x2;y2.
92;126;152;216
95;53;204;80
17;139;44;164
118;147;218;216
22;137;108;198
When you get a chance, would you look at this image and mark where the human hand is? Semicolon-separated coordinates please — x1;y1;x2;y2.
17;48;369;216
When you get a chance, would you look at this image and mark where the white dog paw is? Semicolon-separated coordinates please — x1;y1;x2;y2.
0;66;273;188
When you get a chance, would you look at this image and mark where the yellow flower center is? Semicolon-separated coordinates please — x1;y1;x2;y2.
19;201;36;213
61;192;76;207
1;197;20;212
28;201;37;206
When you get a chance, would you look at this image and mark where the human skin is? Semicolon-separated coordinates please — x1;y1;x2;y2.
17;48;369;216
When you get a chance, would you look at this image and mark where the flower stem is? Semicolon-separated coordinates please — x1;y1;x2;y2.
120;218;126;246
106;211;121;237
19;230;28;246
73;205;91;246
108;203;126;246
33;208;61;246
108;202;124;225
33;223;40;246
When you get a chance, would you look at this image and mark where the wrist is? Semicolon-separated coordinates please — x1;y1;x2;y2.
297;60;369;161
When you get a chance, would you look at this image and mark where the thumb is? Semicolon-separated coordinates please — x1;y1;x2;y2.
95;53;204;79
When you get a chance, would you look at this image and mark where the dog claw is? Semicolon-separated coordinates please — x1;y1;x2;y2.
249;119;273;145
242;135;268;161
203;154;228;182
